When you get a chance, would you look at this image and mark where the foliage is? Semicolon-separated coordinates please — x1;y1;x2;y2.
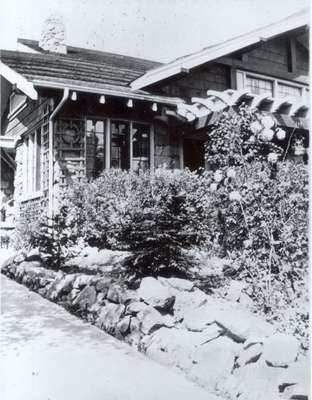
205;104;309;346
57;168;213;277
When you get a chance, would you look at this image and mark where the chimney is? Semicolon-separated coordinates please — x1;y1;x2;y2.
39;15;67;54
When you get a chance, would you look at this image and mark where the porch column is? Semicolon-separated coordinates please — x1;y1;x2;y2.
105;119;110;169
150;124;155;173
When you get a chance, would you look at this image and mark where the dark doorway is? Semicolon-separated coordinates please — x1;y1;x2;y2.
183;139;205;171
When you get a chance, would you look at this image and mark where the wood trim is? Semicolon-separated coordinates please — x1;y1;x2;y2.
105;118;110;169
150;124;155;173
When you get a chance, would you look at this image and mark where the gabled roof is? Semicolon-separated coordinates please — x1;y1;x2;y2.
0;46;183;105
131;8;309;90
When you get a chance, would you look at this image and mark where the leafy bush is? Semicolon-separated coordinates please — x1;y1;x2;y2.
205;104;309;346
59;168;213;277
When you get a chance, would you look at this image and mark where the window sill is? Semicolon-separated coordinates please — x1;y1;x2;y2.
20;191;43;203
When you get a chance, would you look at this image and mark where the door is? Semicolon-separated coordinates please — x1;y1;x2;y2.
183;139;205;171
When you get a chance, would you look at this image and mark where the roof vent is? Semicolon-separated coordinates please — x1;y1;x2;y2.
39;15;67;54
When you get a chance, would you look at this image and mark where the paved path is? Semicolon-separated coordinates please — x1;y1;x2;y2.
0;274;220;400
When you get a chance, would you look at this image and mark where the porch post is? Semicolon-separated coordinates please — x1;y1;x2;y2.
150;124;155;173
179;137;184;169
105;119;110;169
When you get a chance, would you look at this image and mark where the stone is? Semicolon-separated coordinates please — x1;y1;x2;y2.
143;327;211;371
125;301;148;315
73;274;93;289
137;277;175;312
19;261;42;270
54;274;77;297
189;336;239;389
226;280;247;302
107;284;124;303
25;248;41;262
236;343;263;367
158;277;194;292
72;285;97;311
96;303;125;335
96;292;106;305
262;333;300;367
233;359;284;400
120;289;139;305
94;277;112;296
277;355;309;388
116;315;131;335
183;298;274;341
13;251;26;264
173;288;208;319
137;305;175;335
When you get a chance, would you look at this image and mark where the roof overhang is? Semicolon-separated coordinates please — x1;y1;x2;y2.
131;9;309;90
0;61;38;100
31;79;184;106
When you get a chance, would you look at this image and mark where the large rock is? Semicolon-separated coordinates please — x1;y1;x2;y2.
236;343;263;367
189;336;239;389
184;299;274;342
225;280;247;302
143;327;207;370
125;301;148;316
94;277;112;296
277;356;310;399
158;277;194;292
173;288;208;320
72;285;97;311
116;315;131;336
233;359;285;400
137;277;175;312
53;274;77;298
96;303;125;336
262;333;300;367
107;284;125;303
73;274;93;289
137;305;175;335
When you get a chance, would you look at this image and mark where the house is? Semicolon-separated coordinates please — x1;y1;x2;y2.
0;9;309;231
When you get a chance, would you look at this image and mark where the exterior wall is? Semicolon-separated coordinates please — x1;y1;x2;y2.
151;63;229;101
148;33;308;102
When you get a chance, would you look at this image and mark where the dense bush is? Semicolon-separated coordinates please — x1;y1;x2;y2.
57;168;213;277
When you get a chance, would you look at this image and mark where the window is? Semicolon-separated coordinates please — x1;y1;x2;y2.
9;92;26;116
246;76;273;96
86;119;105;177
132;123;150;171
237;70;307;100
277;83;302;99
24;128;42;195
111;120;130;169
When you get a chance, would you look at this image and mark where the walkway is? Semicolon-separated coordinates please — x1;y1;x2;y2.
0;273;220;400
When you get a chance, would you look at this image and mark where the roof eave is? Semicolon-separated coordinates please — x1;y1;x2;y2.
32;79;185;106
0;62;38;100
131;10;309;90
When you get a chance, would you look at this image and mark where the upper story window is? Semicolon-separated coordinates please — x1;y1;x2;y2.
277;83;302;99
246;75;274;96
237;70;308;100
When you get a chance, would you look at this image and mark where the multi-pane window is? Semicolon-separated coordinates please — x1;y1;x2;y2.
132;123;150;171
86;119;105;177
24;128;42;195
277;83;302;99
246;76;274;96
111;120;130;169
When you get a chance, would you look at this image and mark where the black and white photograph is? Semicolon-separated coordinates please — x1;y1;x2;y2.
0;1;310;399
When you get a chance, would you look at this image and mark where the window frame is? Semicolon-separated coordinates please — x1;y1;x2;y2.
236;70;308;100
21;127;43;201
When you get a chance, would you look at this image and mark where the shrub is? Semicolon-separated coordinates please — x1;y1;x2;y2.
205;104;309;346
59;168;213;277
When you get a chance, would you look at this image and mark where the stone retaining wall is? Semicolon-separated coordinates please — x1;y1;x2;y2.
1;250;308;400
